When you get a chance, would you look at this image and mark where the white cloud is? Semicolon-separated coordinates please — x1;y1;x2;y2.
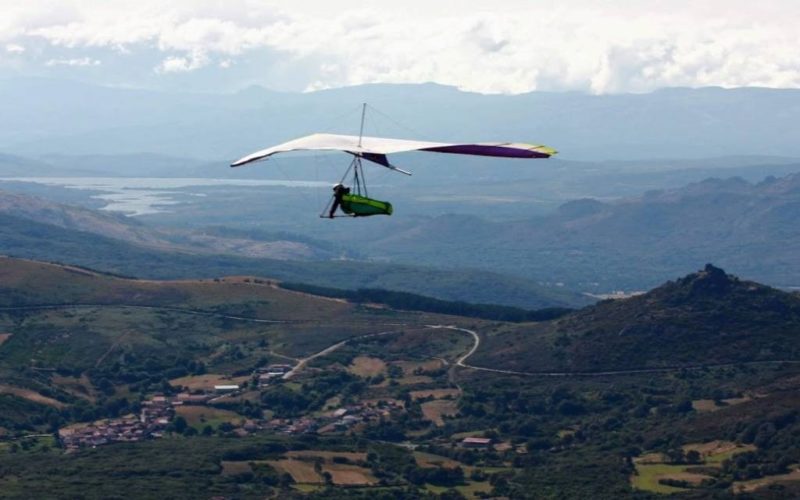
5;43;25;53
2;0;800;94
45;56;100;67
156;51;208;73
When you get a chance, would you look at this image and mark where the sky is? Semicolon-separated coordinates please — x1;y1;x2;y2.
2;0;799;95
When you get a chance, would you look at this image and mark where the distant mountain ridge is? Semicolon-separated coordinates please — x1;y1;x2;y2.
474;264;800;372
2;78;800;161
355;172;800;290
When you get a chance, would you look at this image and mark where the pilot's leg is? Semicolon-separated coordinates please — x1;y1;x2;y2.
329;199;340;218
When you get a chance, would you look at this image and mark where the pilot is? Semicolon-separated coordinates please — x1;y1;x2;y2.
329;183;351;218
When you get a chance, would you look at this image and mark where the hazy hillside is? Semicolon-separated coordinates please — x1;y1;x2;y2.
2;78;800;161
352;173;800;290
0;189;166;248
475;264;800;372
0;208;586;308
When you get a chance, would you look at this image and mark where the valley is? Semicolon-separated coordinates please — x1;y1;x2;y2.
1;257;799;498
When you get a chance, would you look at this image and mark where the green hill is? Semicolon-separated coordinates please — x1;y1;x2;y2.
474;264;800;372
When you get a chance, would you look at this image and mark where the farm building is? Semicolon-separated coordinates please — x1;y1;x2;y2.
461;437;493;448
213;385;239;393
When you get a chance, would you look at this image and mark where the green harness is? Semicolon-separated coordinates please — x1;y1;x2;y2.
340;193;393;216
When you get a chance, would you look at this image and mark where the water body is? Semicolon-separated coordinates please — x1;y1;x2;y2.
0;177;327;216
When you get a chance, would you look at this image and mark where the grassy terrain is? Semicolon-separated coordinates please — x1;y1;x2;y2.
1;257;800;498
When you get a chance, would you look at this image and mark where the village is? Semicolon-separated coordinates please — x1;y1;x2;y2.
57;364;412;450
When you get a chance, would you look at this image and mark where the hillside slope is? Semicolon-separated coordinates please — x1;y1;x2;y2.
475;265;800;372
0;210;587;309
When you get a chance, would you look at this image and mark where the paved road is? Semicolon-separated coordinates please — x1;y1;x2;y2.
425;325;479;367
282;329;402;380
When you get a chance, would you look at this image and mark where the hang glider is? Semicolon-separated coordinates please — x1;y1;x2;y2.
230;133;557;174
229;104;556;219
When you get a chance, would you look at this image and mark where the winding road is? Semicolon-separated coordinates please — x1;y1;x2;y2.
4;304;799;379
425;325;800;378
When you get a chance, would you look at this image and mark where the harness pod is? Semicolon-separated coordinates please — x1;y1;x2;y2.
328;154;393;217
340;193;393;216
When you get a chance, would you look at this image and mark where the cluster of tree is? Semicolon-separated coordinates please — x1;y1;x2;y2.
260;371;361;417
404;465;465;486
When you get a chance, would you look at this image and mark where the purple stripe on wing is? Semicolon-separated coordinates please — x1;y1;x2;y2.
420;144;551;158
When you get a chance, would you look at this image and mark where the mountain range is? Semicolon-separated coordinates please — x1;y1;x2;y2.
2;78;800;162
331;172;800;290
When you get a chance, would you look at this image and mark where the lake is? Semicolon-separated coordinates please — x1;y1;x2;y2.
0;177;328;216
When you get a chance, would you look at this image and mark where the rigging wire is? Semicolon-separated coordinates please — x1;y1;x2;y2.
364;103;432;141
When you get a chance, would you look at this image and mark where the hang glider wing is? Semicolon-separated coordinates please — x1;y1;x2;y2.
230;133;556;168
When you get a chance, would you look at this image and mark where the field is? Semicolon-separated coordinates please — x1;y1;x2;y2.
692;396;752;412
414;451;462;469
421;400;459;426
631;441;759;494
322;463;378;485
425;481;493;498
0;384;66;409
630;464;701;493
348;356;386;377
267;458;323;483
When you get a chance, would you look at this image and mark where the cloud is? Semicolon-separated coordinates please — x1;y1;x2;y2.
45;56;100;67
156;52;208;73
2;0;800;94
5;43;25;53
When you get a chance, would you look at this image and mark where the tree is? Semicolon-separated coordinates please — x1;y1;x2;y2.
172;416;188;434
686;450;702;464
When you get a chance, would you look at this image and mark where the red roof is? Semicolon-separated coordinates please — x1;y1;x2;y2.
462;437;492;444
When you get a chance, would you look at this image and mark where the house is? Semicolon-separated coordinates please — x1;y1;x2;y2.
175;393;211;404
213;385;239;393
461;437;493;449
341;415;360;426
